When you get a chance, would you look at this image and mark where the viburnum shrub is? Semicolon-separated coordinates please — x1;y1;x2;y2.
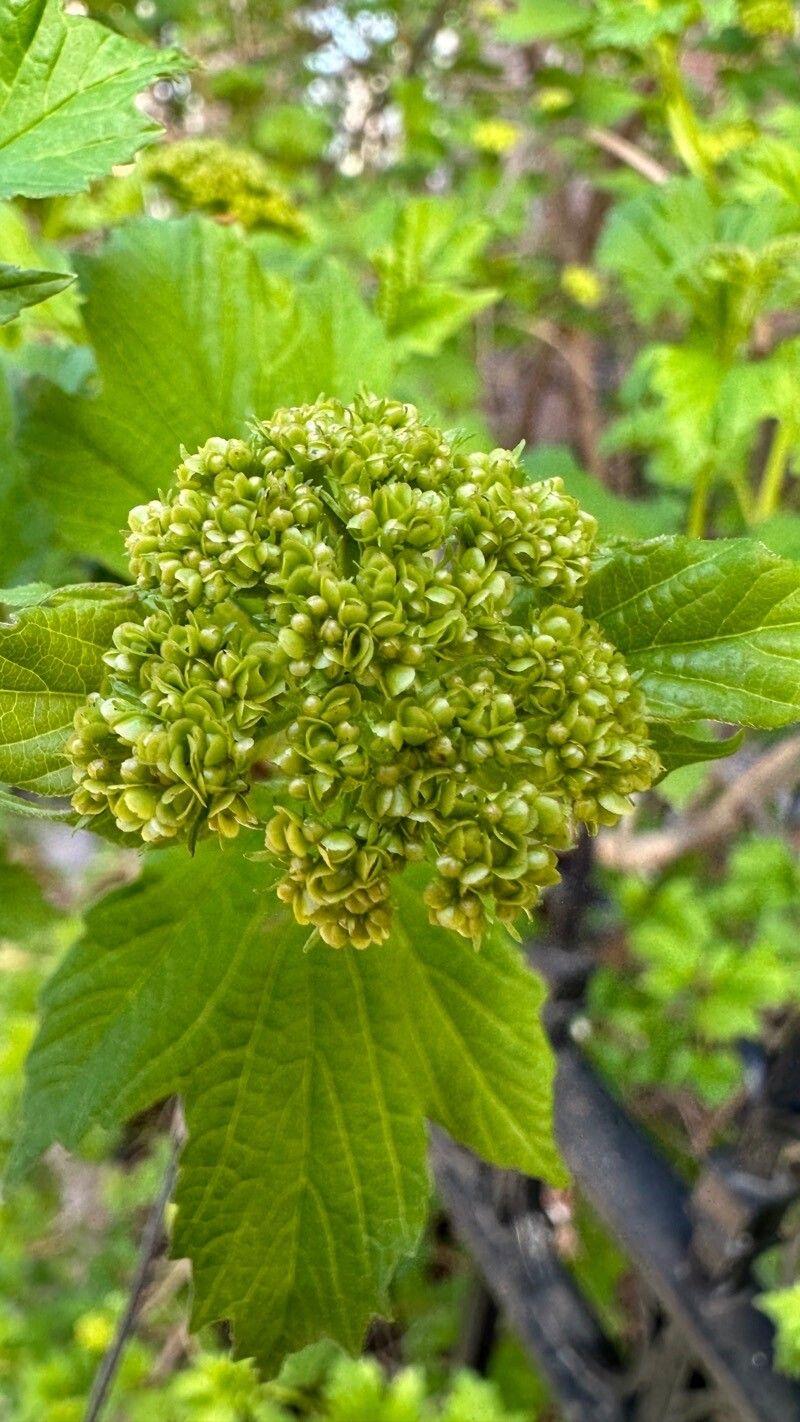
6;337;800;1368
69;393;659;950
7;0;800;1391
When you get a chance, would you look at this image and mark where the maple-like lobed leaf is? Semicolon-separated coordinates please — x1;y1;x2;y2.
0;0;187;200
389;869;564;1184
21;218;395;572
374;197;497;357
10;843;563;1372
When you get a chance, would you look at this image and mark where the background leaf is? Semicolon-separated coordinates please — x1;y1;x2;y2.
0;368;56;588
754;512;800;561
374;198;497;357
0;842;61;939
0;202;82;338
649;720;744;773
21;218;394;572
494;0;588;41
523;446;680;540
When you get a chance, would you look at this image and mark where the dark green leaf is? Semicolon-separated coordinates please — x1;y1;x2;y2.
0;369;56;587
0;845;60;939
650;720;744;774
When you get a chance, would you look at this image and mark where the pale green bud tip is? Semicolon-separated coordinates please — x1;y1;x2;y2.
70;393;659;947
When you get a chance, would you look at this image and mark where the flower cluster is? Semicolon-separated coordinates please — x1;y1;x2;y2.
69;394;659;948
142;138;306;235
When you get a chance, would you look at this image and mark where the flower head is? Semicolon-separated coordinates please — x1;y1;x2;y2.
70;394;659;948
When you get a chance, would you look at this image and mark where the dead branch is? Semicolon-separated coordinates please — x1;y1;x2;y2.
587;127;670;185
597;734;800;876
84;1102;186;1422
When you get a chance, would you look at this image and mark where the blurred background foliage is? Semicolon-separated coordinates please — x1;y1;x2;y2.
6;0;800;1415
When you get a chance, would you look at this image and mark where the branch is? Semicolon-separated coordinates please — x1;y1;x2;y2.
597;735;800;876
524;319;596;390
586;126;670;185
406;0;449;74
83;1103;185;1422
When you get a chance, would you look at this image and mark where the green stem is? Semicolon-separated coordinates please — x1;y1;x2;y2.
754;422;792;522
655;39;718;194
687;464;711;538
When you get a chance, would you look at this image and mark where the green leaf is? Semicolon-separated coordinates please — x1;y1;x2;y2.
0;367;55;587
21;218;394;572
12;846;562;1371
591;0;699;47
0;582;54;613
0;843;60;939
374;199;497;357
0;202;82;339
759;1281;800;1378
604;343;728;493
175;893;428;1367
733;136;800;224
0;784;72;820
494;0;588;41
585;536;800;728
389;869;564;1185
384;285;498;358
598;179;718;324
755;512;800;562
0;261;74;324
0;583;141;794
276;259;394;408
0;0;186;199
650;721;744;774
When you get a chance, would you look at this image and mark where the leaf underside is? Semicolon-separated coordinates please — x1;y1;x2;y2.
0;261;74;324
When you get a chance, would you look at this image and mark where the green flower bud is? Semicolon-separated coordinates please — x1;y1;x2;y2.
69;607;283;845
70;393;659;947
